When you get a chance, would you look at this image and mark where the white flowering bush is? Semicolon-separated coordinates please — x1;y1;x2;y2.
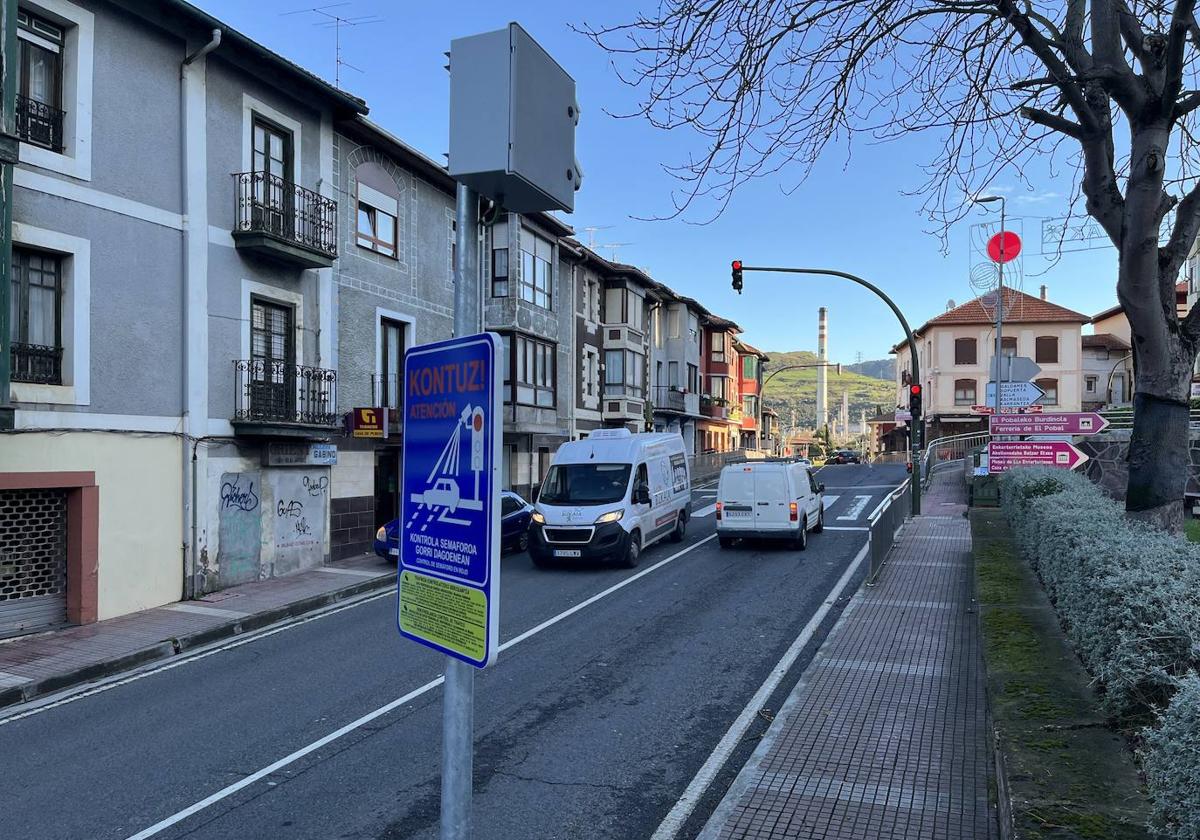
1143;676;1200;840
1001;468;1200;717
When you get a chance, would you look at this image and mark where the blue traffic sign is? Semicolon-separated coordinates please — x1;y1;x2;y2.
398;333;502;668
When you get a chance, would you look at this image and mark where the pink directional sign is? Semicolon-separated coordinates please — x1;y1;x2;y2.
989;412;1109;436
988;441;1089;474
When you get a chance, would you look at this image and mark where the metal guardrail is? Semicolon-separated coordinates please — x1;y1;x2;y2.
867;478;911;583
921;431;990;483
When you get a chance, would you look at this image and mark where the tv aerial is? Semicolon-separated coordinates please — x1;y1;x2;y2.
282;3;383;89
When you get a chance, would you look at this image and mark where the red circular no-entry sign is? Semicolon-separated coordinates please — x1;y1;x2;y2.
987;231;1022;263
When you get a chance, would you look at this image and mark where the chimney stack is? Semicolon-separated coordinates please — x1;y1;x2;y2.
1040;285;1048;300
817;308;828;427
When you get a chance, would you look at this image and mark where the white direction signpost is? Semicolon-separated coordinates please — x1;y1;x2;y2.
985;380;1045;408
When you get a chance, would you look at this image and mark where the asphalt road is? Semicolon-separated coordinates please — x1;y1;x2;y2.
0;463;907;840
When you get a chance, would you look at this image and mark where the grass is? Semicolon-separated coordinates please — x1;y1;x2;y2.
1186;518;1200;543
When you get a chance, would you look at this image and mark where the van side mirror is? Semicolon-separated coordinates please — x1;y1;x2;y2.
635;484;651;505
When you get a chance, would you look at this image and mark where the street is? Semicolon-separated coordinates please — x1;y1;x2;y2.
0;465;906;840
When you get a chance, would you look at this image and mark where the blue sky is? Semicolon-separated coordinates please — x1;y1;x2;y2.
195;0;1121;362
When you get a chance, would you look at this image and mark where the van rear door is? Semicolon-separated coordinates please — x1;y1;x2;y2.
720;467;755;527
753;467;791;531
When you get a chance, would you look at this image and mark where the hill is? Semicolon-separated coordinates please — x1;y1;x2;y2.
845;358;895;381
763;350;896;430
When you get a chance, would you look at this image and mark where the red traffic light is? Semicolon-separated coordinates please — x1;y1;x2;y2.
909;384;922;396
732;260;742;270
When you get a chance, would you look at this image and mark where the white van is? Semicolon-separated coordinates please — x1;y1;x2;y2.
716;461;825;549
530;430;691;568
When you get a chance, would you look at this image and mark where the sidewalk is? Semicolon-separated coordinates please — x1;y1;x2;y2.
0;553;393;710
699;469;996;839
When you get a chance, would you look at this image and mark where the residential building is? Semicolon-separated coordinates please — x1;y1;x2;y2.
699;315;741;452
761;406;779;453
893;288;1089;440
567;240;603;440
327;116;459;558
0;0;368;634
483;210;575;500
598;260;657;434
1081;333;1132;409
735;341;768;449
648;288;705;453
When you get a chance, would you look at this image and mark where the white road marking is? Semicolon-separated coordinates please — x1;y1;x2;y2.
821;485;902;491
821;495;841;509
120;534;719;840
837;495;872;521
692;503;718;518
650;539;872;840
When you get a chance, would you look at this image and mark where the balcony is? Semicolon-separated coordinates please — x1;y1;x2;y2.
371;373;403;431
11;342;62;385
232;172;338;269
603;384;646;423
232;360;339;437
15;94;64;152
701;396;728;420
652;386;686;414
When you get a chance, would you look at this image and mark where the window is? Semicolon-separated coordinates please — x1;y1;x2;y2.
355;170;398;258
449;217;457;284
954;378;976;406
501;495;521;516
710;331;726;362
378;319;405;409
1094;347;1110;361
1035;336;1059;364
954;338;977;365
1085;375;1098;394
249;298;295;418
1000;336;1017;357
581;348;600;400
669;308;682;339
1036;378;1059;405
605;286;645;329
519;229;553;309
604;349;645;398
501;334;512;403
656;360;663;389
253;117;292;182
538;447;552;485
653;307;664;347
742;355;758;379
9;247;62;384
743;395;758;416
15;10;64;151
709;376;728;401
250;117;293;233
492;248;509;297
668;361;680;389
687;363;699;393
512;335;555;407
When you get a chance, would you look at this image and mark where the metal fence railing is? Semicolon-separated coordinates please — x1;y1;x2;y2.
921;431;990;484
1099;406;1200;431
867;479;911;583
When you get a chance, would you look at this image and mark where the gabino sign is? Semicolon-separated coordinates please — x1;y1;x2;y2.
397;333;502;668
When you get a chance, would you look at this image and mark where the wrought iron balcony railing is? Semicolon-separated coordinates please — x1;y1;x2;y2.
653;386;686;413
11;342;62;385
233;171;338;262
15;94;65;152
233;360;338;427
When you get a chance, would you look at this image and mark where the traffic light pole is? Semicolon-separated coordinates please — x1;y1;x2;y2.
732;265;921;516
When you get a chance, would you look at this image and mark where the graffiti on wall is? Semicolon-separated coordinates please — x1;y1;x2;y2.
270;470;328;576
217;472;262;587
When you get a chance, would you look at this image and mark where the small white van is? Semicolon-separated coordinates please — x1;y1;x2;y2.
530;430;691;568
716;461;825;549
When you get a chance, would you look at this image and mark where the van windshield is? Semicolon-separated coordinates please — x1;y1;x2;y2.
539;464;632;506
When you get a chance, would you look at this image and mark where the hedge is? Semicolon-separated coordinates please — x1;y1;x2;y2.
1000;468;1200;839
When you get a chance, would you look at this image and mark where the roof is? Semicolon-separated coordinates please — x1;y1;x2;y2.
1082;333;1131;351
152;0;368;117
894;288;1088;352
735;340;769;361
704;314;742;332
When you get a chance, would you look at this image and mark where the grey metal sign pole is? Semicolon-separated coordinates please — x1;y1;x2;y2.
443;182;480;840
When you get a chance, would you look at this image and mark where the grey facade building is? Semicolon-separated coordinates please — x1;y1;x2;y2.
649;290;705;454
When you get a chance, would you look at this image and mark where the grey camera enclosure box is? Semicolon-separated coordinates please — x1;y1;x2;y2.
449;23;578;214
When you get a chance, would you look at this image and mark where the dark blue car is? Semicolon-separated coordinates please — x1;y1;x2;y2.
374;490;535;560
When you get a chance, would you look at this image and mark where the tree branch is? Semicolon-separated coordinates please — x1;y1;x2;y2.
1090;0;1148;115
1162;0;1198;118
1021;105;1084;138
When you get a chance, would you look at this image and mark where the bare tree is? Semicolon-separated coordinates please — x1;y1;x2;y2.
583;0;1200;530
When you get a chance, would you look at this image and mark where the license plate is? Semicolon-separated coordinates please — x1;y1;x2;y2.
389;548;398;556
554;549;582;558
724;510;751;518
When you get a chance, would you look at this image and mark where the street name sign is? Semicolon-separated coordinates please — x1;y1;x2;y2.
988;440;1089;474
985;380;1045;408
398;333;502;668
894;409;912;422
989;412;1109;436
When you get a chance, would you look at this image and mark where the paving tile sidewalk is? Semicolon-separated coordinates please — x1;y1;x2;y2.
699;469;996;839
0;553;394;709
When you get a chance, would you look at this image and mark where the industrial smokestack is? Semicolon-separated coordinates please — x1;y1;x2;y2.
817;308;828;428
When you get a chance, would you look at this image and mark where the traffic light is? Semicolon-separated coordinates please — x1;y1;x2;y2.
731;260;743;293
908;383;922;419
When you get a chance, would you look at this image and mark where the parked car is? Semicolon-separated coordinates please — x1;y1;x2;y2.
795;457;813;468
373;490;535;560
529;429;691;568
826;450;861;465
716;461;824;549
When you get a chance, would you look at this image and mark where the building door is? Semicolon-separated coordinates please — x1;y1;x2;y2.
374;450;400;529
251;117;294;238
0;488;68;638
1111;373;1126;405
250;299;295;421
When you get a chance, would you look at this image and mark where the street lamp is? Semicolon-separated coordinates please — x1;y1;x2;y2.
974;194;1007;415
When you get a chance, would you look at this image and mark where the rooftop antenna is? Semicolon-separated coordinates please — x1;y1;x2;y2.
599;242;634;261
580;225;613;249
282;3;383;89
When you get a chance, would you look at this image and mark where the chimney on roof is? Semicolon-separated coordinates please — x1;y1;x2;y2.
1040;285;1048;300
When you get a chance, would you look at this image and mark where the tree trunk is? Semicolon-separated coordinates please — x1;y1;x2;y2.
1127;387;1190;532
